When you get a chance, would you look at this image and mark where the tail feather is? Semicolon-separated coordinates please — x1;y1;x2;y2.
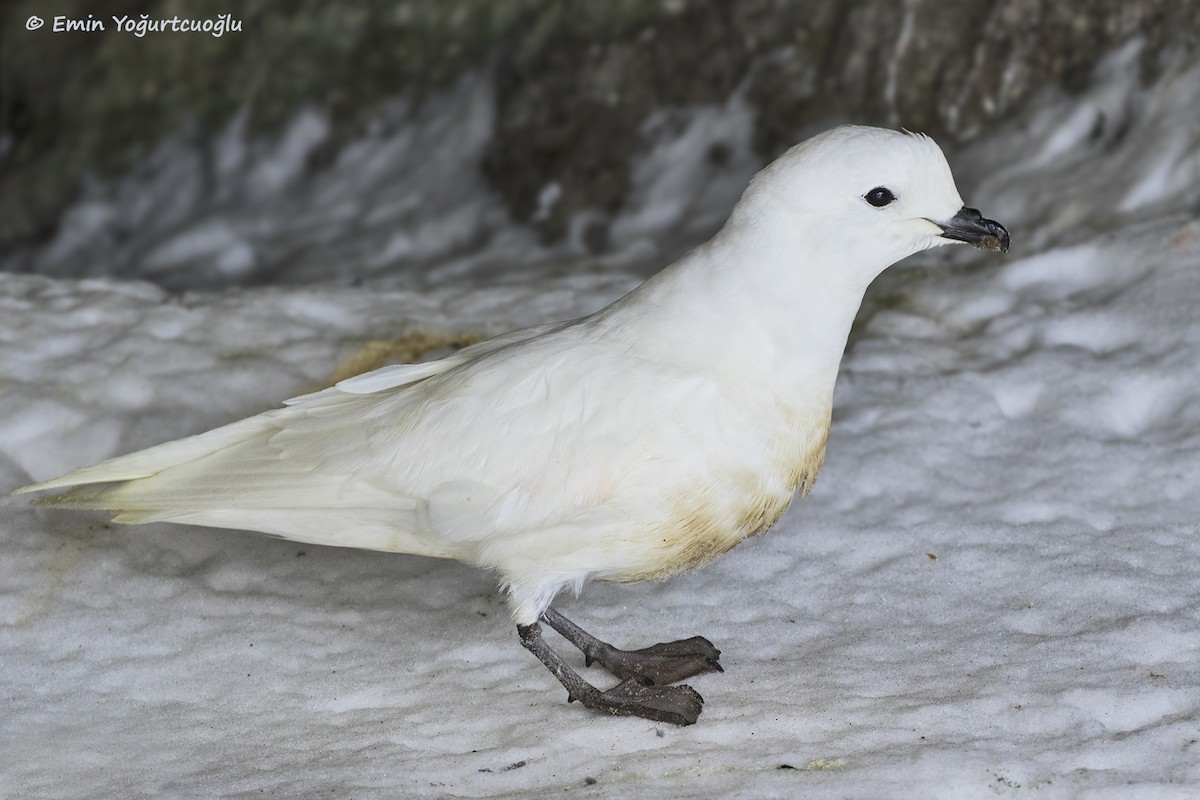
15;413;277;494
15;396;454;558
110;507;453;558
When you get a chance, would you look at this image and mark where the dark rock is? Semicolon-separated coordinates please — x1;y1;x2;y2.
485;0;1198;245
1;0;1195;260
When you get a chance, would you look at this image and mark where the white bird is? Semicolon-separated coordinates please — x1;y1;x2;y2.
18;125;1008;725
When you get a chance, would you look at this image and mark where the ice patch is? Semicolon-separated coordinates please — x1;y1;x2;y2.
988;379;1043;419
247;108;330;198
1061;687;1194;734
999;243;1109;298
1040;311;1138;355
142;220;255;276
1096;374;1189;439
610;92;759;252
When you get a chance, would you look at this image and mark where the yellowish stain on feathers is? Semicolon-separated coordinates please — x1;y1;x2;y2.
619;400;832;582
324;330;481;386
793;416;830;498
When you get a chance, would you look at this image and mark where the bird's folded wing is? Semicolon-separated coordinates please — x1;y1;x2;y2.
289;320;570;402
16;329;717;561
18;320;565;493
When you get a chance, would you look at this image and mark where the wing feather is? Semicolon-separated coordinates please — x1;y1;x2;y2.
17;322;722;569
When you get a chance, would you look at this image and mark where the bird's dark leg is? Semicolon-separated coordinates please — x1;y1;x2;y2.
540;607;722;685
517;622;704;725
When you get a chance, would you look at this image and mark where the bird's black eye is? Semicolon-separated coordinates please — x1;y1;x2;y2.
865;187;896;207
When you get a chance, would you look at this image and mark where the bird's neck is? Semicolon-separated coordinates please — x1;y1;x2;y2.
604;214;876;401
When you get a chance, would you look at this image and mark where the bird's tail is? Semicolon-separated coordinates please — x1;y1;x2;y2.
15;407;452;558
16;413;273;500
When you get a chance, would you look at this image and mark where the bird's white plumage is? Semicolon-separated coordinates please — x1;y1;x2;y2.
19;126;977;624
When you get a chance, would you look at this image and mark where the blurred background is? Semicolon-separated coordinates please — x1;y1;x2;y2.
3;0;1196;292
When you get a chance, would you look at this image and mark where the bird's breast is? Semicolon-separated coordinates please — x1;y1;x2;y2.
612;395;831;582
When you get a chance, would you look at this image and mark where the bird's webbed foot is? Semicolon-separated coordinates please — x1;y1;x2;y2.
518;621;704;725
584;676;704;726
541;606;722;685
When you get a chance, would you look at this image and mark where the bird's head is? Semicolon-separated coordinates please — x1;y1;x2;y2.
732;125;1009;284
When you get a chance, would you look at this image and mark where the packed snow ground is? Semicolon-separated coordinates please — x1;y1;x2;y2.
3;45;1200;799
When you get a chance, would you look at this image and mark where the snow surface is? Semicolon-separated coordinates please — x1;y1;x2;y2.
3;45;1200;799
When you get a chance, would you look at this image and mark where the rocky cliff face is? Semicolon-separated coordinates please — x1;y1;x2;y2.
2;0;1196;268
484;0;1198;245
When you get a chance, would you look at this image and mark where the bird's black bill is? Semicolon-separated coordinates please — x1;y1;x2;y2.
939;206;1010;253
